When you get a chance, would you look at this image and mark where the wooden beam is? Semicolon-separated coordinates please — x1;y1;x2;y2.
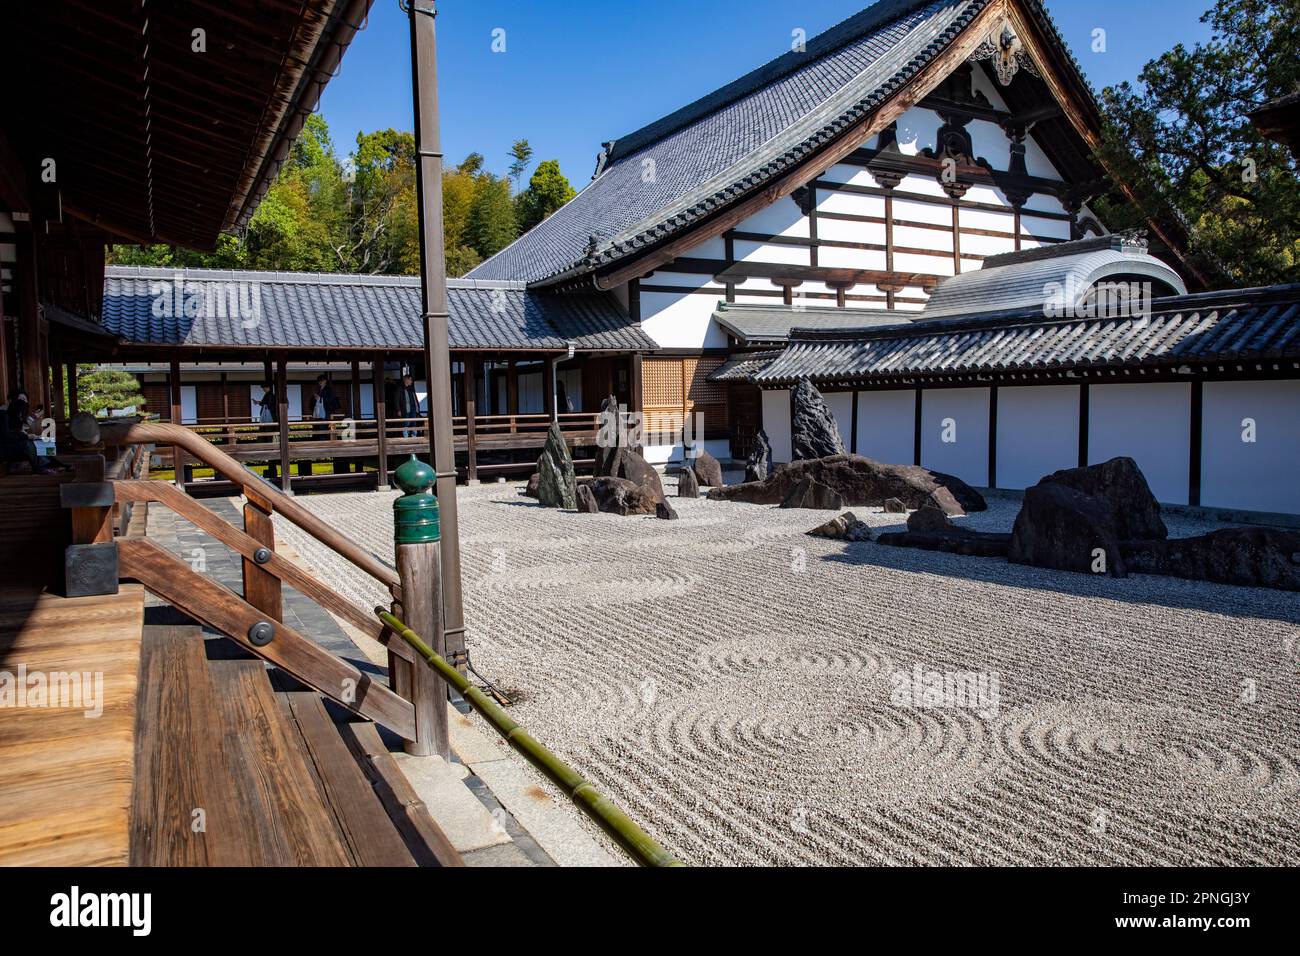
464;356;479;480
169;358;184;489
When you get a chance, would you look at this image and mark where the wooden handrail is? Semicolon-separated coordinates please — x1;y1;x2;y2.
118;538;416;740
99;420;401;597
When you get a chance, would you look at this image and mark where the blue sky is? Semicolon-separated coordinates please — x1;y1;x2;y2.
318;0;1214;185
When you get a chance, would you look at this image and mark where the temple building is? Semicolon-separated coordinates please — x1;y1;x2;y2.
464;0;1299;516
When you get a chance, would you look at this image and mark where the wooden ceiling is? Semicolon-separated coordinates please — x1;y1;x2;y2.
2;0;371;250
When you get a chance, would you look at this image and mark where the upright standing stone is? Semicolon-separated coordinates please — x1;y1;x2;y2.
745;429;772;483
691;448;724;487
536;420;577;509
678;466;700;498
791;379;845;461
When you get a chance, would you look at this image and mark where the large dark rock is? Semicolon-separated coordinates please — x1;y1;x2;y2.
791;379;845;461
1008;482;1126;577
806;511;874;542
603;447;665;501
524;473;540;498
744;430;772;483
1122;528;1300;591
575;483;599;514
593;394;623;477
1037;456;1167;541
655;500;679;520
778;476;844;510
708;454;985;514
678;466;700;499
535;421;577;509
691;448;724;488
587;476;660;516
907;500;953;532
876;528;1012;558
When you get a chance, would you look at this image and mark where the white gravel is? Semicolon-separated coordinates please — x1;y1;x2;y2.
275;478;1300;866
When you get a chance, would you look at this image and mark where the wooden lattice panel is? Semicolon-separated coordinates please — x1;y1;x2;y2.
643;357;684;408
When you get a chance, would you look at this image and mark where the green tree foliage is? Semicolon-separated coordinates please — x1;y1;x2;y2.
467;174;518;259
508;138;534;192
517;159;577;232
105;117;561;277
1095;0;1300;285
76;365;147;417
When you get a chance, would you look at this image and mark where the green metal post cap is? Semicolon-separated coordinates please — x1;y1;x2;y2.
393;455;440;544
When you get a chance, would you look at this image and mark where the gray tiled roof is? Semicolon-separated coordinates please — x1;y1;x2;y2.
100;266;656;351
750;284;1300;385
713;301;910;344
921;237;1187;318
468;0;990;284
708;350;784;382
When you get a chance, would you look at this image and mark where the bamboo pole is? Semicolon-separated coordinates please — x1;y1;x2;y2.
376;607;681;868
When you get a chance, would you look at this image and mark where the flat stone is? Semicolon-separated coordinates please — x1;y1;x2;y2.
588;476;659;516
883;497;907;513
392;752;511;854
806;511;873;541
875;528;1012;557
710;453;984;513
907;499;953;532
1122;527;1300;591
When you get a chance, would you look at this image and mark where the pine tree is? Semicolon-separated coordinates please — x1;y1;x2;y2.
77;365;147;417
517;159;577;232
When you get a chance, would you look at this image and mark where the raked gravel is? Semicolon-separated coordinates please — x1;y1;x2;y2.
274;478;1300;866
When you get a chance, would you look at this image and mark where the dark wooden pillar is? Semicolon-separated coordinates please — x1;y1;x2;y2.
464;356;478;481
52;358;65;421
630;353;644;414
276;357;292;495
374;355;389;489
169;358;184;488
67;363;78;416
506;358;518;418
14;229;44;404
544;355;557;422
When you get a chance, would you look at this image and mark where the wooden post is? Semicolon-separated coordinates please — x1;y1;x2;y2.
506;358;518;421
52;357;66;421
374;356;389;489
464;356;478;481
276;357;292;495
545;355;557;422
392;457;450;759
67;363;78;416
630;353;643;414
14;229;44;405
241;493;283;622
170;358;184;488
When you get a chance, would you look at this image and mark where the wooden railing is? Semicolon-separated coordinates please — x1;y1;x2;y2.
64;421;440;753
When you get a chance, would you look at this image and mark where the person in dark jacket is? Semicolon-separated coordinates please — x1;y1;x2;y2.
396;373;422;438
1;398;51;473
255;384;278;424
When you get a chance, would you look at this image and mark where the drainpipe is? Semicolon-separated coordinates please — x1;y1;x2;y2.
407;0;467;672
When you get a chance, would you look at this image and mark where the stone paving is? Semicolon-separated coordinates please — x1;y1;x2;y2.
273;476;1300;866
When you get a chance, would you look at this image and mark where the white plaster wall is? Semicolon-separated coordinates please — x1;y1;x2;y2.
855;389;915;464
1200;380;1300;514
1088;382;1190;505
920;386;990;486
761;388;793;463
737;196;808;237
640;288;728;348
995;385;1079;489
645;438;730;467
823;391;853;449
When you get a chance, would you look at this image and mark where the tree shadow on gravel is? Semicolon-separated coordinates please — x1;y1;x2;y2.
821;542;1300;626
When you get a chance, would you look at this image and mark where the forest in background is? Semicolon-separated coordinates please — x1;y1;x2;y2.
107;114;575;278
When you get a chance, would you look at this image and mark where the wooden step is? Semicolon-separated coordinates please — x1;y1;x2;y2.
276;690;419;866
207;658;354;866
130;625;253;865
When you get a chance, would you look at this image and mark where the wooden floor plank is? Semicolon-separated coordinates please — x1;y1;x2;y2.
130;626;255;866
279;690;417;867
209;661;352;866
0;585;144;867
339;721;464;867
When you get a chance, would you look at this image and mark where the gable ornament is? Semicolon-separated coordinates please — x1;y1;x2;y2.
969;18;1040;86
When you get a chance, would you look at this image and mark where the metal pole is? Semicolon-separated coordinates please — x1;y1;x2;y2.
408;0;467;672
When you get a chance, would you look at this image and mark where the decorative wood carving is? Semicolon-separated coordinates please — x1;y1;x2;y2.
969;18;1040;87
